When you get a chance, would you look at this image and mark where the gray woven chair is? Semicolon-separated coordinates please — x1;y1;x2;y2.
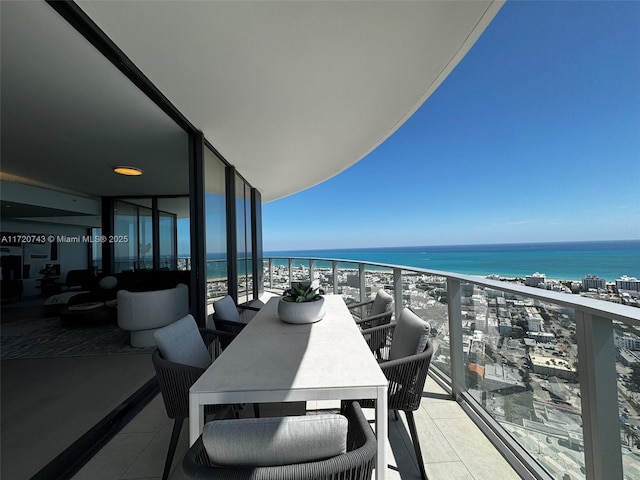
358;308;434;480
211;295;263;344
348;288;393;330
182;401;376;480
152;315;235;480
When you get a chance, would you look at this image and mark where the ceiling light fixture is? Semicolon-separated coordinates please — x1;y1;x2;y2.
113;166;143;176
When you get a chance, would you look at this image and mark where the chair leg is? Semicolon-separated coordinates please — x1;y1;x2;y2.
162;418;184;480
405;411;428;480
393;409;400;421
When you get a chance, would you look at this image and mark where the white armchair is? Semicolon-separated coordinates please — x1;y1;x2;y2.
117;283;189;347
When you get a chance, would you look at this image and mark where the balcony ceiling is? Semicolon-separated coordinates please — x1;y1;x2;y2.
1;0;503;206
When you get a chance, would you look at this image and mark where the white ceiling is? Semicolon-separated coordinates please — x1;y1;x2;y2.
1;0;503;209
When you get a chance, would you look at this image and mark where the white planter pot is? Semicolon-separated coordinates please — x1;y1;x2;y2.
278;297;325;324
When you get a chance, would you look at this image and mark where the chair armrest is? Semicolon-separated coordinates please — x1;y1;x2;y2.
360;323;396;354
238;304;261;312
354;311;392;329
213;317;246;332
347;299;374;310
200;328;234;357
378;344;434;411
152;349;207;418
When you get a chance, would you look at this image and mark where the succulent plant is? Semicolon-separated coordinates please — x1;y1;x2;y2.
282;280;323;302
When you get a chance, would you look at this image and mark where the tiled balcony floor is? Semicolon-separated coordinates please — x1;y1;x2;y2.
72;376;522;480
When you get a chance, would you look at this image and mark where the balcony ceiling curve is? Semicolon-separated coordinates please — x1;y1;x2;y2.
76;0;503;202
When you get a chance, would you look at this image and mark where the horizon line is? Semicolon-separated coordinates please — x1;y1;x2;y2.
263;238;640;254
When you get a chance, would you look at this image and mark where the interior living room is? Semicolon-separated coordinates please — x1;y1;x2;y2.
0;1;526;479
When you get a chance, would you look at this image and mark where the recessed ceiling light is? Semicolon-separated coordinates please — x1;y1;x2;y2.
113;166;143;176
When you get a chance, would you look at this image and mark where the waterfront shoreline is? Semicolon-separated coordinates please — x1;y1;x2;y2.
264;239;639;283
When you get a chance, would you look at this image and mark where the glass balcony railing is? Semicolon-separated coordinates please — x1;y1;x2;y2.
263;256;640;480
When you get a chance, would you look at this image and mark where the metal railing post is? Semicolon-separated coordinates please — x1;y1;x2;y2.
268;258;273;290
447;278;465;399
287;258;293;287
393;268;402;322
332;260;338;295
575;310;623;480
359;263;366;303
309;259;315;282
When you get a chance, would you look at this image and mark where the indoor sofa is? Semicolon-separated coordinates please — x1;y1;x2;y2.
117;283;189;347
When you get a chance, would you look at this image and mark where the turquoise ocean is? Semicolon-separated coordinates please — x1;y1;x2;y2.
264;240;640;282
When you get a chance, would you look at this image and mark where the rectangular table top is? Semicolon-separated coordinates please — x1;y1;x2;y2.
191;295;387;402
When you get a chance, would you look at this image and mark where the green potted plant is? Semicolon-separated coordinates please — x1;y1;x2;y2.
278;280;326;324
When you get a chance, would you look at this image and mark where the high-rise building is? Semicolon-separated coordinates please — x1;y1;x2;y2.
616;275;640;292
582;275;606;291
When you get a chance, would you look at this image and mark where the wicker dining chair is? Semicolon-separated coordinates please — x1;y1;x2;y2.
182;401;376;480
211;295;263;344
348;288;393;330
358;308;434;480
152;315;235;480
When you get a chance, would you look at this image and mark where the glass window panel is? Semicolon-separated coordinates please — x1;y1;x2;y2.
616;321;640;479
113;200;138;273
138;205;153;270
336;262;359;305
91;227;102;273
402;272;449;378
235;175;251;305
313;260;333;294
204;148;227;302
461;287;585;477
245;188;253;301
157;197;187;271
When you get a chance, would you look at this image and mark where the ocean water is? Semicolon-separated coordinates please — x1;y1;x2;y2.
265;240;640;282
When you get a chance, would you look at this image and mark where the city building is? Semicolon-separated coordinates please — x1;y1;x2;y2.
614;331;640;351
483;363;526;394
525;272;546;287
529;354;576;381
525;306;544;332
619;349;640;367
582;275;606;291
616;275;640;293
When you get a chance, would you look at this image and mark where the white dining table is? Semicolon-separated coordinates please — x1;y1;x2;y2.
189;294;389;479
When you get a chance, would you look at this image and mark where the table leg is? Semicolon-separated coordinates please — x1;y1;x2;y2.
375;385;388;480
189;394;204;446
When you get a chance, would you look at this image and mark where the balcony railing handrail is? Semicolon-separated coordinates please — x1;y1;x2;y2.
265;255;640;326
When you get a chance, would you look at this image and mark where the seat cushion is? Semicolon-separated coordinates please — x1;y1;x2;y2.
370;289;393;316
213;295;241;323
153;314;211;369
202;414;348;467
389;308;430;361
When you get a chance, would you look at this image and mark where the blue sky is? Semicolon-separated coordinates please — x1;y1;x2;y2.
262;0;640;252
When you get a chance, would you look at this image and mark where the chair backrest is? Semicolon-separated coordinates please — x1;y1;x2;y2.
152;317;213;420
183;401;376;480
202;414;348;467
370;289;393;316
153;314;211;369
390;337;434;412
117;284;189;332
389;307;430;361
212;295;241;323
